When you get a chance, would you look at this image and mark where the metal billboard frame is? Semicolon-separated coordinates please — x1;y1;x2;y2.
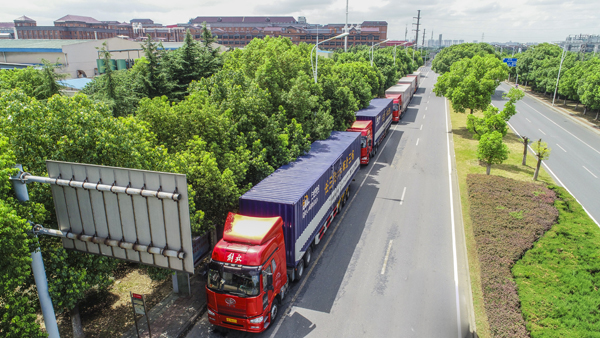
42;160;194;273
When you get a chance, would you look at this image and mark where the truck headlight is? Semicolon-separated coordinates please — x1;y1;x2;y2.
207;308;215;316
249;316;264;324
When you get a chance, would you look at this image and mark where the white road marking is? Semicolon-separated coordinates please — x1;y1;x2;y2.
583;166;598;178
416;138;420;146
423;115;426;119
526;118;531;123
444;98;462;338
508;121;600;228
269;123;401;338
556;144;567;152
538;129;546;135
381;240;393;274
425;107;428;110
400;187;407;205
420;124;423;130
519;99;600;156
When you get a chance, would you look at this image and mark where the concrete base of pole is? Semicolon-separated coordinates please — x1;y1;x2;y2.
32;248;60;338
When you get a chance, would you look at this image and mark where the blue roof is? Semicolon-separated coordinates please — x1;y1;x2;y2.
59;78;93;90
241;131;360;205
356;98;393;117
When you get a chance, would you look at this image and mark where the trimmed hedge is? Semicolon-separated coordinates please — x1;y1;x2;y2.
467;174;558;338
513;186;600;338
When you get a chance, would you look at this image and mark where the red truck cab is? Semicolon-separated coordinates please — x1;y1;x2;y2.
206;213;288;333
386;93;402;122
347;120;373;165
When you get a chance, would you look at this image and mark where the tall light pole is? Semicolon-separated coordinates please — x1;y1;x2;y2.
344;0;349;52
551;42;567;106
311;32;349;83
371;39;390;67
394;41;410;66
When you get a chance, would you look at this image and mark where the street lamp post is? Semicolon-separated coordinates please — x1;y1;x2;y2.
311;32;349;83
551;43;568;106
370;39;390;67
344;0;349;52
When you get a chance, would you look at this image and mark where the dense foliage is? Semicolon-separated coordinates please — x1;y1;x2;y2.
0;33;417;336
467;174;558;338
513;186;600;338
513;43;600;119
432;43;498;74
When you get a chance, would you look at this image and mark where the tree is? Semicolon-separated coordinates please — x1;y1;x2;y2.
521;136;530;166
477;131;509;175
35;60;65;99
0;67;44;98
0;135;46;338
138;36;172;98
432;42;498;74
434;54;509;114
532;139;551;181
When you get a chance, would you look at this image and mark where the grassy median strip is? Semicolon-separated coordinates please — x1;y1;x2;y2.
468;174;558;338
513;187;600;338
450;103;554;338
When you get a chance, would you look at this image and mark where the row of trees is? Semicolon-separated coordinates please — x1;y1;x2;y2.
0;33;417;337
511;43;600;119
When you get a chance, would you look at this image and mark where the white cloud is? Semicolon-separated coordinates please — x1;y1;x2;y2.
0;0;597;42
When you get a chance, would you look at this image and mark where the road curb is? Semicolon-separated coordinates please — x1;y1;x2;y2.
177;303;207;338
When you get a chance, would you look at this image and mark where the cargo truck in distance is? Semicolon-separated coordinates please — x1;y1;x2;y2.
346;98;393;165
385;84;412;122
206;131;361;333
398;76;417;94
408;71;421;89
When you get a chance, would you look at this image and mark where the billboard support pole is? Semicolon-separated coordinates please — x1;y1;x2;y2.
11;165;60;338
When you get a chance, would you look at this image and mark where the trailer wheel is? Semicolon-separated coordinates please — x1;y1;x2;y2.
304;246;313;267
295;260;305;281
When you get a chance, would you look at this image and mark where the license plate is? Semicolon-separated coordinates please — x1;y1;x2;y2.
226;318;237;324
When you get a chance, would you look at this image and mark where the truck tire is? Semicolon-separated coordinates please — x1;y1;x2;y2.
295;259;305;282
304;246;313;267
270;300;279;323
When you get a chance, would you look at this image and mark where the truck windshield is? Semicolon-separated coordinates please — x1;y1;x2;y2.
361;136;367;148
207;261;260;297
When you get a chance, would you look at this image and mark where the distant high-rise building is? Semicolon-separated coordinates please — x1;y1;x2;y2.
439;34;442;47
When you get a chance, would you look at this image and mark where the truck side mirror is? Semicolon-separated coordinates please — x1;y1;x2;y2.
266;272;274;291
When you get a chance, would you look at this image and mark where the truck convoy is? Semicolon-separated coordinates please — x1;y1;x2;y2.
206;131;361;332
408;71;421;89
397;76;417;94
205;96;396;332
346;98;393;165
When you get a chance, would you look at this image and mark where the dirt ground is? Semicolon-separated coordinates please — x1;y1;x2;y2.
507;81;600;130
41;264;172;338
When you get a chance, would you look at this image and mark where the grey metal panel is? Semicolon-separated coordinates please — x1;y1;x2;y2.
144;172;169;268
71;164;99;254
114;168;140;262
86;166;113;256
45;160;194;273
99;167;127;260
47;162;75;249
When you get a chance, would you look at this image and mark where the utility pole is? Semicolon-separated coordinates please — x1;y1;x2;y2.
412;10;421;49
344;0;349;52
405;24;408;41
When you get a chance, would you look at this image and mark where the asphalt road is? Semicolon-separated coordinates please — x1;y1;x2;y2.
187;66;474;338
491;83;600;226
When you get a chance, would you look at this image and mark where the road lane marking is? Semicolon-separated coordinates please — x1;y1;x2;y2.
526;118;531;122
425;106;428;110
556;144;567;152
400;187;406;205
583;166;598;178
420;124;423;130
538;129;546;135
381;240;393;274
268;123;400;338
508;121;600;228
444;98;462;338
416;138;420;146
519;100;600;156
423;115;426;119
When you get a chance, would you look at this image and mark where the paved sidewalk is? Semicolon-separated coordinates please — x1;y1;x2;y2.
122;272;207;338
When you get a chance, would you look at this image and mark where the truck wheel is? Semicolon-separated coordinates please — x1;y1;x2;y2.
295;260;305;281
270;301;279;323
304;246;313;267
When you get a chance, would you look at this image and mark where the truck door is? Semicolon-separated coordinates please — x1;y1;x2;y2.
262;263;273;313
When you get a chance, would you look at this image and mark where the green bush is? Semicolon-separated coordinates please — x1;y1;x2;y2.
513;186;600;338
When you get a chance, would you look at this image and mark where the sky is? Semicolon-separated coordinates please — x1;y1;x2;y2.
1;0;598;43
